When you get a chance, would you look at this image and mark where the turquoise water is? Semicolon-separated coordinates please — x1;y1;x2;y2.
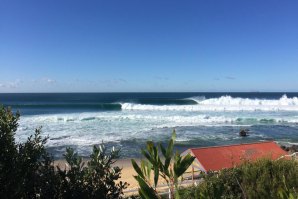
1;92;298;158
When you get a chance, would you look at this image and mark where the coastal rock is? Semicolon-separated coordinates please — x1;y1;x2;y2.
239;129;249;137
280;145;298;153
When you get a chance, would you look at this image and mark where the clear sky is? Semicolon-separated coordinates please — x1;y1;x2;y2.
0;0;297;92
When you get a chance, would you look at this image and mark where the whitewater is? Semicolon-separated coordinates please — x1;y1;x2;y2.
4;93;298;158
122;95;298;111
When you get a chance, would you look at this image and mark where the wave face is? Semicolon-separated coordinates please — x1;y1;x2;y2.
5;93;298;158
122;95;298;112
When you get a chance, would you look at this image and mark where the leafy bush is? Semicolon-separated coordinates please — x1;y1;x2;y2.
0;106;55;198
179;158;298;199
56;145;128;199
0;105;128;198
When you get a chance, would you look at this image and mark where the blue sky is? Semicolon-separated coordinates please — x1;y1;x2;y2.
0;0;297;92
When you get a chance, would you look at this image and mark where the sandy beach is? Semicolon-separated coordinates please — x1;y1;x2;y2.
54;158;140;190
54;157;196;195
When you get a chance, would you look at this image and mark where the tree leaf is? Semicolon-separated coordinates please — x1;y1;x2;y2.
174;153;195;178
131;159;145;179
154;165;159;188
134;176;159;199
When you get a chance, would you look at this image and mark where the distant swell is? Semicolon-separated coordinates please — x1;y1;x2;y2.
8;103;122;111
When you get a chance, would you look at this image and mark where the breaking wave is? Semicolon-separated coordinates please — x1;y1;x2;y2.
122;95;298;112
20;113;298;125
7;95;298;112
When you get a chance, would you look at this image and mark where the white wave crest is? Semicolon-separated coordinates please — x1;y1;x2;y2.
20;112;298;127
122;95;298;111
194;94;298;106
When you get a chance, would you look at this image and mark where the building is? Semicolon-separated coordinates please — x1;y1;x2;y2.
182;141;288;174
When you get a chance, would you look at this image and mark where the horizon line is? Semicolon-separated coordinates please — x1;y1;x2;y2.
1;91;298;94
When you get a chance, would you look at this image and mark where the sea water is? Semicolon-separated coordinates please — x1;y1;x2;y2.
1;92;298;158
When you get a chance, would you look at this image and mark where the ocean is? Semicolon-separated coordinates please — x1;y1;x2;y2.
1;92;298;158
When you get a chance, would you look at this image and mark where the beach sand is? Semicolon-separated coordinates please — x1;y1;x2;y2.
54;158;195;196
54;158;139;189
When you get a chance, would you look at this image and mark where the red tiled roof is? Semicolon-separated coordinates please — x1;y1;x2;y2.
190;141;288;171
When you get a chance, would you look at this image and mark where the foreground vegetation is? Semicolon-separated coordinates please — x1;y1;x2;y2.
179;158;298;199
131;131;195;199
132;132;298;199
0;106;127;198
1;105;298;198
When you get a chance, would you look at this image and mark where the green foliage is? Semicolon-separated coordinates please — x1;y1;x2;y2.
0;106;19;197
56;144;128;198
179;158;298;199
0;105;128;198
0;106;56;198
278;175;298;199
131;130;195;199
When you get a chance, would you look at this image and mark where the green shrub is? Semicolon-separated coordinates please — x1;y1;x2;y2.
0;105;128;198
179;158;298;199
0;106;57;198
56;145;128;199
0;106;19;197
